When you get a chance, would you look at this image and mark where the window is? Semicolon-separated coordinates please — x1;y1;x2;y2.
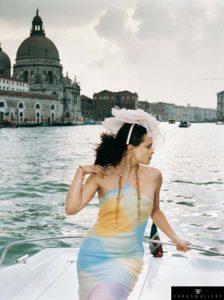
35;104;40;110
0;102;5;108
24;71;28;83
18;103;24;109
51;104;55;110
48;71;53;83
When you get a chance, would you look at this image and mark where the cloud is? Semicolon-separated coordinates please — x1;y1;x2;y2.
1;0;224;107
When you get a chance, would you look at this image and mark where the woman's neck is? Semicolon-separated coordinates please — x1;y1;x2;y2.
114;157;138;177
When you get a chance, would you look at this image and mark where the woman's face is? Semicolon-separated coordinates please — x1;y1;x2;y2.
132;134;154;165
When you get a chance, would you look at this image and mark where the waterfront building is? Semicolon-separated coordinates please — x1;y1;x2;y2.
138;100;151;113
217;91;224;122
138;100;216;122
0;10;82;125
81;95;96;121
93;90;138;120
0;90;58;124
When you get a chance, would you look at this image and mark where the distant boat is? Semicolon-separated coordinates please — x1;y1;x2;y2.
84;121;97;125
216;121;224;125
179;121;191;128
168;119;176;124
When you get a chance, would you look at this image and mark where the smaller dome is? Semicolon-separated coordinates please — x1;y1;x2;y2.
0;44;11;76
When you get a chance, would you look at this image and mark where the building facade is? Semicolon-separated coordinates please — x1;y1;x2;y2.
81;95;96;121
93;90;138;120
0;75;29;92
138;100;216;122
0;90;59;124
217;91;224;122
0;10;82;125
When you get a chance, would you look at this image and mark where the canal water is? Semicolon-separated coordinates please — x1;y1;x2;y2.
0;123;223;265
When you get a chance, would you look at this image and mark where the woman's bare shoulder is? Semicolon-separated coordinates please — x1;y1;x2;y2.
140;164;162;177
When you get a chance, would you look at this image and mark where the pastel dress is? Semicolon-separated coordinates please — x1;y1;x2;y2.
77;176;154;300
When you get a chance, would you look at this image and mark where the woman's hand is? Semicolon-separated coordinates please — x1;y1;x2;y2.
79;165;106;178
172;236;191;252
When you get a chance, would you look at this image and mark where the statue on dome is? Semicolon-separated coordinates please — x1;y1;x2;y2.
30;72;36;84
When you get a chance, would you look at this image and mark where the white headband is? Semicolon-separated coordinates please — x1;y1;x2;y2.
126;123;135;145
101;106;164;151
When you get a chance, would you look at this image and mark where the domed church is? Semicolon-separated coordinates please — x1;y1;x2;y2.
0;9;82;125
0;44;11;77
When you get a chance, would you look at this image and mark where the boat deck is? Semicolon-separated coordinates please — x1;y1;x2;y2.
0;247;223;300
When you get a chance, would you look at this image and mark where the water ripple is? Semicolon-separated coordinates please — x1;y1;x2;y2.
0;124;223;265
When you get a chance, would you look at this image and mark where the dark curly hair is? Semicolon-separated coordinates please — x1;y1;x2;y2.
94;123;147;167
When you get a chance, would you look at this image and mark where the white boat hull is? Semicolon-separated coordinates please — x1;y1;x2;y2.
0;247;223;300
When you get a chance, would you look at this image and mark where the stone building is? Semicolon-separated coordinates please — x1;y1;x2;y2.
93;90;138;120
138;100;216;122
217;91;224;122
0;90;58;124
0;10;82;125
81;95;96;121
0;75;29;92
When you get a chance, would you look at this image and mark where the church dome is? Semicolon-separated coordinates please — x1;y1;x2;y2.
0;44;11;75
16;9;60;61
16;36;59;60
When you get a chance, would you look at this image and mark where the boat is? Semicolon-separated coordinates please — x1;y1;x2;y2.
216;121;224;125
168;119;176;124
84;121;97;125
0;235;223;300
179;121;191;128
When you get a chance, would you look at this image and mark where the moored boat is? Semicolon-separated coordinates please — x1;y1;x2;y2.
179;121;191;128
216;121;224;125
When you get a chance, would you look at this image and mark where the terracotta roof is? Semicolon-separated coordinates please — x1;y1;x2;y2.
94;90;137;96
81;94;93;102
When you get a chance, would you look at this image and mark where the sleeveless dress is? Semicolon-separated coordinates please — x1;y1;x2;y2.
77;179;153;300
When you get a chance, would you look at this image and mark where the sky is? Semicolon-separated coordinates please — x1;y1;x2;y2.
1;0;224;109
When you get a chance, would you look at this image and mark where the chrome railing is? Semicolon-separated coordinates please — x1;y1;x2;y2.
0;234;223;266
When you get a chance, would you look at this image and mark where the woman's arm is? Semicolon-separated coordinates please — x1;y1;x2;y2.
151;170;190;252
65;165;104;215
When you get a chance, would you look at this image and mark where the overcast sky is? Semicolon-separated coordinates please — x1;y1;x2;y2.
1;0;224;108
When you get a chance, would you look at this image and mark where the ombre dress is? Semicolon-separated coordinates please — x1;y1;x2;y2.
77;179;153;300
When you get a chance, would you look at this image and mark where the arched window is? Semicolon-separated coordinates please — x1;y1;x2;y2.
18;103;24;109
35;104;40;110
0;102;5;108
51;104;55;110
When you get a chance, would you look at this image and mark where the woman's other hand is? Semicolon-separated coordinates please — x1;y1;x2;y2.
79;165;106;178
172;236;191;252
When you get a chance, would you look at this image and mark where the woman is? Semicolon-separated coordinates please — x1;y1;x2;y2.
65;107;190;300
